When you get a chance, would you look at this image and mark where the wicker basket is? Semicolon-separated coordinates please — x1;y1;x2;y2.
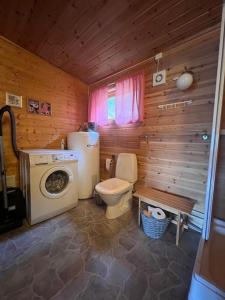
141;213;170;239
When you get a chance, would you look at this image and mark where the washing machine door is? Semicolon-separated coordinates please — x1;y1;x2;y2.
40;166;73;199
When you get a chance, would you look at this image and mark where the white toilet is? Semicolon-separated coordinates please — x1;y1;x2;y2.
95;153;137;219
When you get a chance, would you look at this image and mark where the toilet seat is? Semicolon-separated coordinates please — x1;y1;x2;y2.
95;178;131;195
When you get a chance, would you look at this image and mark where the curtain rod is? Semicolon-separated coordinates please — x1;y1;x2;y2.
91;56;155;87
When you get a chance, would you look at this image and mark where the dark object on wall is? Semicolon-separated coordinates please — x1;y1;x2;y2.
0;105;26;234
202;133;209;141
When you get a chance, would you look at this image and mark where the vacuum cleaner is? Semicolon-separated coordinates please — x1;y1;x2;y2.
0;105;26;234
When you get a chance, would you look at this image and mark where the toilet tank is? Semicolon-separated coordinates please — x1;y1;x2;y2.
115;153;137;183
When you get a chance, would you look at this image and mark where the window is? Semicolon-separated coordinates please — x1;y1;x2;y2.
114;73;144;125
107;95;116;120
107;84;116;121
88;72;144;126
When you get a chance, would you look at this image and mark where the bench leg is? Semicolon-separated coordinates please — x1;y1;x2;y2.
138;198;141;226
176;212;181;246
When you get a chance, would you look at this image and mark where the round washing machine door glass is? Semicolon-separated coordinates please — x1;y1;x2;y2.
40;166;73;199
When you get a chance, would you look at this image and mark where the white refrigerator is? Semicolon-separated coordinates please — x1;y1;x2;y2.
67;131;99;199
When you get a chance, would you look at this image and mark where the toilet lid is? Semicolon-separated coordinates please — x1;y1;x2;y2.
95;178;131;195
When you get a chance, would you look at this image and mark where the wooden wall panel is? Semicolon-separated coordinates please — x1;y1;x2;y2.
98;26;220;214
0;37;88;185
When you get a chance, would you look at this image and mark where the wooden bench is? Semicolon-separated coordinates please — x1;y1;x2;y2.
133;187;195;246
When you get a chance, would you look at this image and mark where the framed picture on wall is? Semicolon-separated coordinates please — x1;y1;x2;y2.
39;102;51;116
6;92;23;108
27;99;39;114
27;99;52;116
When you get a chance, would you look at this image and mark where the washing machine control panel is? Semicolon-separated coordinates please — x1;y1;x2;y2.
52;154;64;161
52;152;78;161
29;151;78;166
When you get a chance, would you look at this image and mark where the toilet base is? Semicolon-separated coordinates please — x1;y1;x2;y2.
105;190;132;219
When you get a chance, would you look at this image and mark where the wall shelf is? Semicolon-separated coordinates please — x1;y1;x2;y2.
158;99;192;111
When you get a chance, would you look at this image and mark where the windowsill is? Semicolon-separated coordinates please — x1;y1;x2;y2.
100;120;143;129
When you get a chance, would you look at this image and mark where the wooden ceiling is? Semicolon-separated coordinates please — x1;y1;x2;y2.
0;0;222;84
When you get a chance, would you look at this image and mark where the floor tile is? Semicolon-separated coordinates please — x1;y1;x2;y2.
77;275;119;300
0;199;200;300
85;256;107;277
33;268;63;300
124;271;148;300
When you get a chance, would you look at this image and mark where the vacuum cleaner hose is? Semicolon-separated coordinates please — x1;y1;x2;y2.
0;105;19;159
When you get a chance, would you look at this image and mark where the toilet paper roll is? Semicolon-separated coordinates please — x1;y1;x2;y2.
147;206;154;213
152;208;166;220
106;158;112;171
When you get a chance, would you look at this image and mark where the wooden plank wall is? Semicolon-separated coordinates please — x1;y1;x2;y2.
98;26;220;214
0;37;88;186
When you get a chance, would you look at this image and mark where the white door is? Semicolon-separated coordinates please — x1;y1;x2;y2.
203;2;225;240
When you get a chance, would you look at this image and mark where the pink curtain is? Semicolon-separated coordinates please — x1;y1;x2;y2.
115;72;144;125
88;86;108;126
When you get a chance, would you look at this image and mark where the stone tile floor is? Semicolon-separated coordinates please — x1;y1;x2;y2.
0;199;200;300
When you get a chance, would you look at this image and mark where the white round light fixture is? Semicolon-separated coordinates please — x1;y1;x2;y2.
176;72;193;91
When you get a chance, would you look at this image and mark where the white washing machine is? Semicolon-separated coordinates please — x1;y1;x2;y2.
20;149;78;225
